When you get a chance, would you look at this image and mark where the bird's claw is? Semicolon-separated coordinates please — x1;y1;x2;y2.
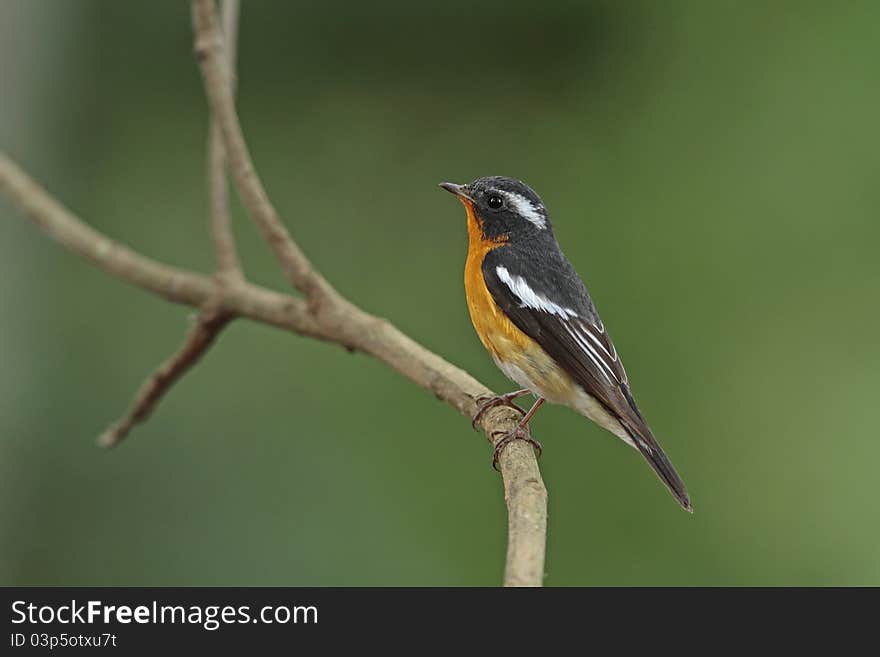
471;393;526;430
491;428;543;471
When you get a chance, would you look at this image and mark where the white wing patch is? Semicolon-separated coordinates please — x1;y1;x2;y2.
495;266;577;318
499;191;547;229
494;266;628;387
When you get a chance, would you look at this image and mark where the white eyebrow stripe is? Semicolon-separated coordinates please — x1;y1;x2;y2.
496;266;578;319
499;191;547;229
563;324;615;385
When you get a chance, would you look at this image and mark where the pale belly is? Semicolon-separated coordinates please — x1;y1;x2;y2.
489;340;578;405
490;341;634;447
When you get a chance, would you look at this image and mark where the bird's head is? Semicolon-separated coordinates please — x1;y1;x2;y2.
439;176;550;241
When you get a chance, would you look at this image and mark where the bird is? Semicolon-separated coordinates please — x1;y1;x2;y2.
440;176;691;512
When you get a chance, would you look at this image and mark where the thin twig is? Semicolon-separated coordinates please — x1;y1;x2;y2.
96;306;232;447
207;0;242;279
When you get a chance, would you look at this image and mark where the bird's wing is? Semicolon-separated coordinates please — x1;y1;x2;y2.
482;246;691;510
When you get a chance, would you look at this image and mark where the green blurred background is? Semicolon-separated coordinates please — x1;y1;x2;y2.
2;0;879;586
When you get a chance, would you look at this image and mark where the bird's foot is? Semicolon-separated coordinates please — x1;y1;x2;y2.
491;427;543;471
471;389;530;430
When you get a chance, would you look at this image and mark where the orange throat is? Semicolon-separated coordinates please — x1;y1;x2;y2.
461;200;516;357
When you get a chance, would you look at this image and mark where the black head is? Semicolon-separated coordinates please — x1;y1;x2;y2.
439;176;552;241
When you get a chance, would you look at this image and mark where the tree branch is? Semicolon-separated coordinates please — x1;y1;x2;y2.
0;0;549;586
0;147;547;586
207;0;242;280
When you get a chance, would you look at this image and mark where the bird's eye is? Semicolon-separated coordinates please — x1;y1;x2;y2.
487;195;503;209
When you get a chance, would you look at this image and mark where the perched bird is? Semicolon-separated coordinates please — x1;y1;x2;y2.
440;177;691;511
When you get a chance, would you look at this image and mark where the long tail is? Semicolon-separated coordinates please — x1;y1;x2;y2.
621;420;692;513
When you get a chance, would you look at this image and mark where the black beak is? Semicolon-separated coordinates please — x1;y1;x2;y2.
439;182;473;201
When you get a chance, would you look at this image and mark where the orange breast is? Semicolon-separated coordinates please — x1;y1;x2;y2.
462;202;534;361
